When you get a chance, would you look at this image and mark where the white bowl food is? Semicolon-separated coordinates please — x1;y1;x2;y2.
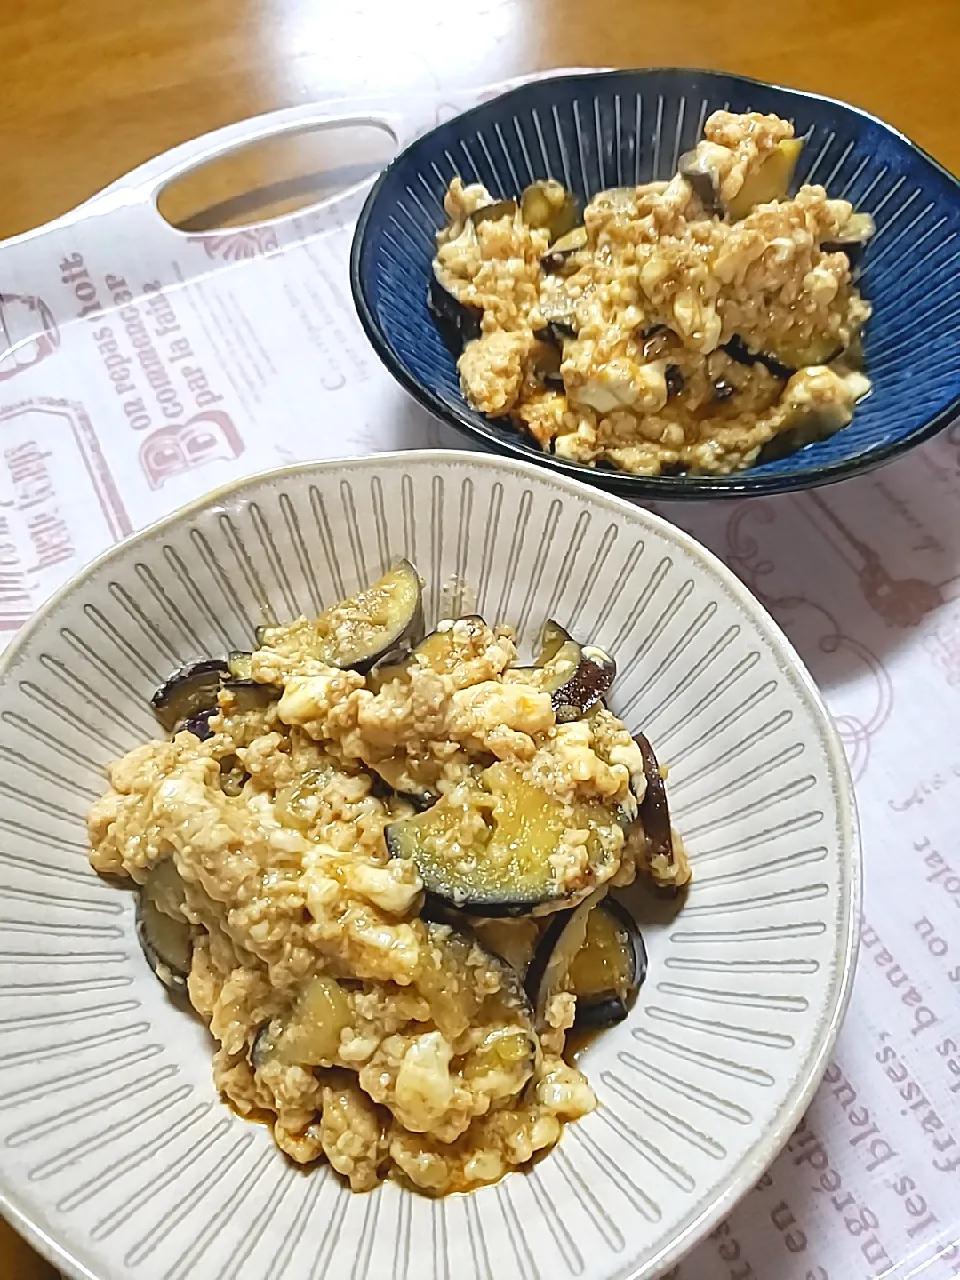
0;451;859;1280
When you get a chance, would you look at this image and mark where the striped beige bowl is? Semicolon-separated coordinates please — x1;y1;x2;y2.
0;451;859;1280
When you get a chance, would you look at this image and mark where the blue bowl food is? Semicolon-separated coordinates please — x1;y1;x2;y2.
351;68;960;498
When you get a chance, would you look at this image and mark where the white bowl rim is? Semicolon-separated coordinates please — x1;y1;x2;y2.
0;449;862;1280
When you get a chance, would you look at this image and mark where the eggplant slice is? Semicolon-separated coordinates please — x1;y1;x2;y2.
755;402;849;464
414;919;537;1057
150;659;229;735
568;899;647;1029
250;974;353;1070
541;225;588;273
257;560;424;674
723;332;844;381
677;149;723;215
554;644;615;722
525;896;646;1032
469;198;519;227
367;754;440;812
515;620;615;722
385;761;619;915
525;895;594;1030
633;734;672;861
681;138;803;221
632;733;691;893
136;860;193;992
726;138;803;220
428;272;483;352
151;651;280;740
369;615;488;691
520;181;580;243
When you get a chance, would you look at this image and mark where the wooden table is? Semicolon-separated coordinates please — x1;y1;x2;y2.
0;0;956;1275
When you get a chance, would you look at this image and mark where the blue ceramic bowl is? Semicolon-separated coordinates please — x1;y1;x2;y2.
351;68;960;498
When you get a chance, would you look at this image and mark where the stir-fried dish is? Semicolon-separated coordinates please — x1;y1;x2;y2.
430;109;873;476
88;562;689;1195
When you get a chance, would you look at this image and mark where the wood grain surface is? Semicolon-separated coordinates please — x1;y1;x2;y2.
0;0;956;1275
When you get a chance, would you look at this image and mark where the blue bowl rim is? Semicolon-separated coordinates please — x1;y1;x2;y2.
350;67;960;500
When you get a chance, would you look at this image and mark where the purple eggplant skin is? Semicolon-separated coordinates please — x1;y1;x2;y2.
150;659;230;734
723;335;795;380
552;645;615;723
541;225;588;273
633;733;690;898
524;897;592;1030
397;787;440;813
135;863;193;993
677;150;723;214
249;1019;276;1070
534;320;577;344
571;898;647;1030
182;708;217;740
524;896;646;1033
633;734;672;865
515;621;616;722
428;274;482;351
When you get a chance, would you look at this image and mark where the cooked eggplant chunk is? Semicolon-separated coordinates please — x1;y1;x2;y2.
568;899;647;1028
722;334;791;379
136;860;192;992
512;619;577;685
665;365;685;398
534;319;577;345
553;645;616;722
257;561;423;674
469;198;519;227
227;651;254;681
681;138;803;221
520;180;580;243
220;681;280;716
514;620;615;721
525;895;594;1030
368;615;488;693
368;754;440;811
428;272;483;351
526;896;645;1032
182;708;217;740
723;332;842;380
250;974;352;1070
754;394;857;464
632;732;691;893
150;659;229;734
536;618;576;666
219;649;282;713
726;138;803;220
538;289;579;334
633;734;672;862
678;149;723;215
541;225;588;272
762;335;845;373
385;762;619;915
415;920;537;1060
532;338;565;390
